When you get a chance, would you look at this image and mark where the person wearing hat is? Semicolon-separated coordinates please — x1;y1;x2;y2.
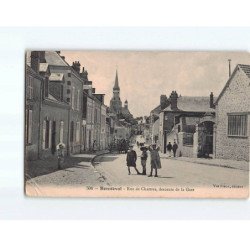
126;145;140;175
148;144;161;177
140;146;148;175
57;143;65;170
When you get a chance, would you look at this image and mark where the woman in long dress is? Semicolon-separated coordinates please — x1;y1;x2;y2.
148;144;161;177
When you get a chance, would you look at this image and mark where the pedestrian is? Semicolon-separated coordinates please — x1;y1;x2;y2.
173;140;178;157
148;144;161;177
57;143;65;170
93;140;97;153
140;146;148;175
166;142;172;157
126;145;140;175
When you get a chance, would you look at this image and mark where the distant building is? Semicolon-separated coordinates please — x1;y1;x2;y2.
159;91;216;157
214;64;250;161
109;70;134;140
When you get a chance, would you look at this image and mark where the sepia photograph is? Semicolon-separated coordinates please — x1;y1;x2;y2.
24;51;250;198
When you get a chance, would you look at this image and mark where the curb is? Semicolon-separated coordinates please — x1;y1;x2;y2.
160;156;249;171
91;150;110;167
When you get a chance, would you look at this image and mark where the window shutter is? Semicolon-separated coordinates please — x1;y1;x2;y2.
42;120;46;149
28;110;32;144
72;87;75;110
48;120;52;148
77;90;79;110
60;121;64;143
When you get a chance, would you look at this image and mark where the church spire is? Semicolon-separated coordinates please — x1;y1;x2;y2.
113;69;120;90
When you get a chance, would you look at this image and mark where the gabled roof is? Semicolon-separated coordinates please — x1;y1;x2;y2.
45;51;68;66
238;64;250;78
215;64;250;105
49;73;64;81
163;96;215;113
150;104;161;115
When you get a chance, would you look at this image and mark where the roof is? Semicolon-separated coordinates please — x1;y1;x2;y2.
45;51;68;66
163;96;215;113
39;63;49;72
49;73;64;81
215;64;250;105
238;64;250;78
150;104;161;115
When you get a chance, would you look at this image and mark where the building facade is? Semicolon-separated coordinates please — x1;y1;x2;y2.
158;91;216;157
25;63;43;160
214;64;250;161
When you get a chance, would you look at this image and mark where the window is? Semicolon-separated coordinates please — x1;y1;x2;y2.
67;89;71;94
228;114;248;137
76;90;80;110
94;108;98;123
59;121;64;143
67;81;71;85
66;97;70;103
68;73;71;77
76;122;80;143
71;87;75;109
183;133;194;146
26;109;32;144
43;120;50;149
27;76;34;99
60;85;64;101
44;77;49;98
70;121;74;142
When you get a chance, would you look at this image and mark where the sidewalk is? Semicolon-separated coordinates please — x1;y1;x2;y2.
25;150;109;180
159;153;249;171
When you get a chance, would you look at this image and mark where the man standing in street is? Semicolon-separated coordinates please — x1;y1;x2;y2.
173;140;178;157
166;142;173;157
126;145;140;175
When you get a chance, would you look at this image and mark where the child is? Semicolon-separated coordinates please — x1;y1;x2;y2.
140;146;148;175
126;145;140;175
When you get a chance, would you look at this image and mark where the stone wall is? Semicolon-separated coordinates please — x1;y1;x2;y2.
215;68;250;161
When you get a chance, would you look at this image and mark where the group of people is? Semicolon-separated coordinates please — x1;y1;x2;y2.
126;143;161;177
166;140;178;157
109;138;129;154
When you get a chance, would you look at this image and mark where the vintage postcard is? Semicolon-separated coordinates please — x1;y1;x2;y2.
25;51;250;198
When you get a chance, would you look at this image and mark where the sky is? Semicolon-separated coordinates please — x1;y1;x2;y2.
61;51;250;117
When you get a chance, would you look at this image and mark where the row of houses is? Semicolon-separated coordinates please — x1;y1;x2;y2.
25;51;121;160
149;64;250;162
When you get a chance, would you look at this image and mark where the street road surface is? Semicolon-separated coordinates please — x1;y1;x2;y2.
94;146;248;189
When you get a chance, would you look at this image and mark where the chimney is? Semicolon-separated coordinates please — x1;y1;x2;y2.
92;88;95;94
61;56;65;60
170;90;178;110
80;67;88;81
39;51;46;63
72;61;80;74
210;92;214;108
160;95;168;110
30;51;40;73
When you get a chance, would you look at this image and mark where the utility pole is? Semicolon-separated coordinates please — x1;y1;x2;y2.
228;59;231;77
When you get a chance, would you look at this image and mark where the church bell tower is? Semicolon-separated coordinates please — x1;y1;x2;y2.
110;70;122;114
